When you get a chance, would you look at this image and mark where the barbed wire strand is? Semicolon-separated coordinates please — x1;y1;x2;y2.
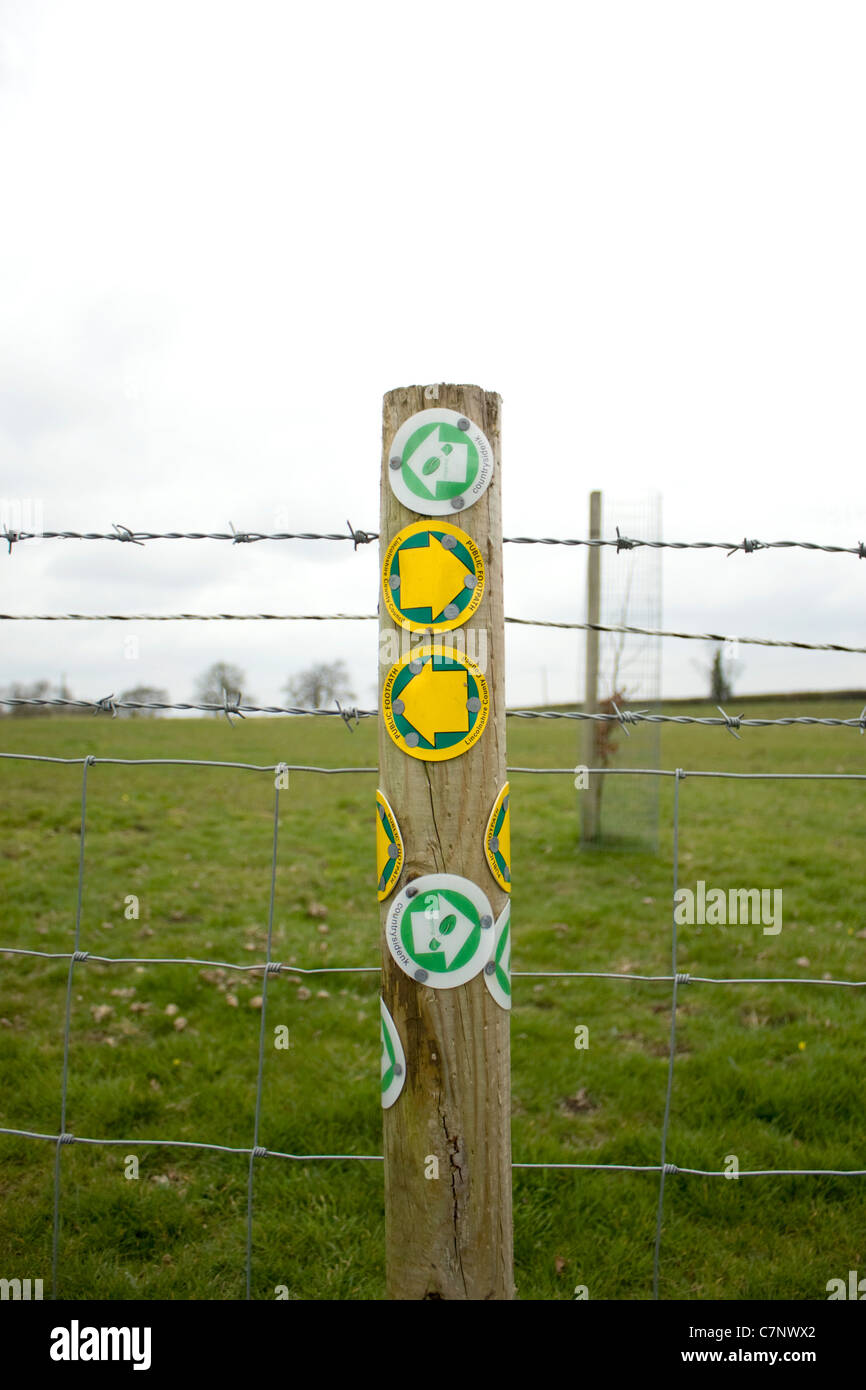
2;609;864;656
2;695;865;731
3;523;865;556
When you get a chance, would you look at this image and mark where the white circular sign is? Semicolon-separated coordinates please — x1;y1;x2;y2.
387;408;494;516
385;873;496;989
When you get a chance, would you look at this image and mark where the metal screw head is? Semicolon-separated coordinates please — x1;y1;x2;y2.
452;497;465;510
463;573;476;589
388;574;400;590
386;843;399;860
392;698;405;715
414;969;428;982
503;866;511;883
405;885;418;898
443;603;459;620
457;418;470;431
409;658;423;674
480;914;493;929
393;1062;403;1076
389;456;401;470
484;961;496;975
439;533;457;549
489;835;499;852
405;732;420;747
467;696;481;713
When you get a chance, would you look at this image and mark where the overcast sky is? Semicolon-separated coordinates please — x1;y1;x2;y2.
1;0;864;712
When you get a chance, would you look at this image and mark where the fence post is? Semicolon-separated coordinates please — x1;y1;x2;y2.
378;382;513;1300
581;490;602;842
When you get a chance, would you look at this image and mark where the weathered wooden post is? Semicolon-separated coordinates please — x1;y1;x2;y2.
377;383;513;1299
580;490;602;843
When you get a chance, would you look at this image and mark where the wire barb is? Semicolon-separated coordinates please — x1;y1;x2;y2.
111;523;144;546
222;688;245;726
611;701;648;736
93;694;117;718
716;705;744;739
229;522;253;545
728;537;765;557
336;698;360;732
3;526;20;554
615;526;635;553
346;519;375;550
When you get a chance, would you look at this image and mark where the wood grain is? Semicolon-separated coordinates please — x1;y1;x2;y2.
379;383;513;1300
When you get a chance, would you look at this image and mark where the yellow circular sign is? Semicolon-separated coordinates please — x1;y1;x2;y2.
382;520;485;634
381;644;490;763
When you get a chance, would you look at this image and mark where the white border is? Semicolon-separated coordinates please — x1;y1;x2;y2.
385;873;495;989
387;408;494;516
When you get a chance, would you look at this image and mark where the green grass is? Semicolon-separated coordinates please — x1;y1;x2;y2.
0;700;864;1300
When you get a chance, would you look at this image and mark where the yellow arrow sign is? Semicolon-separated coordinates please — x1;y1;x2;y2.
398;534;471;617
401;659;469;745
382;521;485;634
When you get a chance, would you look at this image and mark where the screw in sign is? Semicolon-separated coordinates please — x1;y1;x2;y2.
382;519;485;633
387;408;494;516
385;874;496;988
381;644;489;763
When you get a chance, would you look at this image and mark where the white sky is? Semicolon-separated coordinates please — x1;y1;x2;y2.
1;0;864;711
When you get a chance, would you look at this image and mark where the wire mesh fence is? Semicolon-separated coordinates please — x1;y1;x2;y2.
1;752;864;1299
1;519;863;1300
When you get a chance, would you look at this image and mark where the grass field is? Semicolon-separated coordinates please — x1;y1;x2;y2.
1;699;864;1301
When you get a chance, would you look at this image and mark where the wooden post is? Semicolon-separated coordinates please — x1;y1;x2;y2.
581;490;602;843
378;383;513;1300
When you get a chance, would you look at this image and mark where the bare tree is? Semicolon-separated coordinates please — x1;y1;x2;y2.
193;662;250;714
119;685;170;717
284;660;356;710
692;643;742;703
2;679;53;717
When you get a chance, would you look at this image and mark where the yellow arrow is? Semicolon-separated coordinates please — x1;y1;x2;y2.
400;659;469;745
398;534;471;617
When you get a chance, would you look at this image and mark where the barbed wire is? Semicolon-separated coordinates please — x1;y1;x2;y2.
1;608;864;656
2;694;865;731
3;522;865;556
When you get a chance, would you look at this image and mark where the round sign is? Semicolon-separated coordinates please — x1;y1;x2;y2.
484;782;511;892
483;903;512;1011
385;874;496;989
381;644;489;763
382;520;485;633
380;998;406;1108
387;408;494;516
376;789;404;902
